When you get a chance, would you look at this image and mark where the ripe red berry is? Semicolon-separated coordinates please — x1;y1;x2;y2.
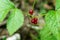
31;18;38;24
29;9;33;15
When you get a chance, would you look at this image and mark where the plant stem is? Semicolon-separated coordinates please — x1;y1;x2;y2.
33;0;37;10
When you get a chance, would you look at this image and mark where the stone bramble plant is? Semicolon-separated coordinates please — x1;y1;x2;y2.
0;0;60;40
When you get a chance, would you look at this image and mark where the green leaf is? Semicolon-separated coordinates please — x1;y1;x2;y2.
40;10;60;40
0;0;15;22
45;10;60;40
56;0;60;10
7;9;24;35
40;26;57;40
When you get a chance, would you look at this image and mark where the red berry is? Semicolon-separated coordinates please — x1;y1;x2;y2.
29;9;33;15
31;18;38;24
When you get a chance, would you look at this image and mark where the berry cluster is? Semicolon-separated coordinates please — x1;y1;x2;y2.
29;9;38;24
31;18;38;24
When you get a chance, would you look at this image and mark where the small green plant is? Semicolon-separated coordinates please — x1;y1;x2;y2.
1;0;60;40
39;0;60;39
0;0;24;35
